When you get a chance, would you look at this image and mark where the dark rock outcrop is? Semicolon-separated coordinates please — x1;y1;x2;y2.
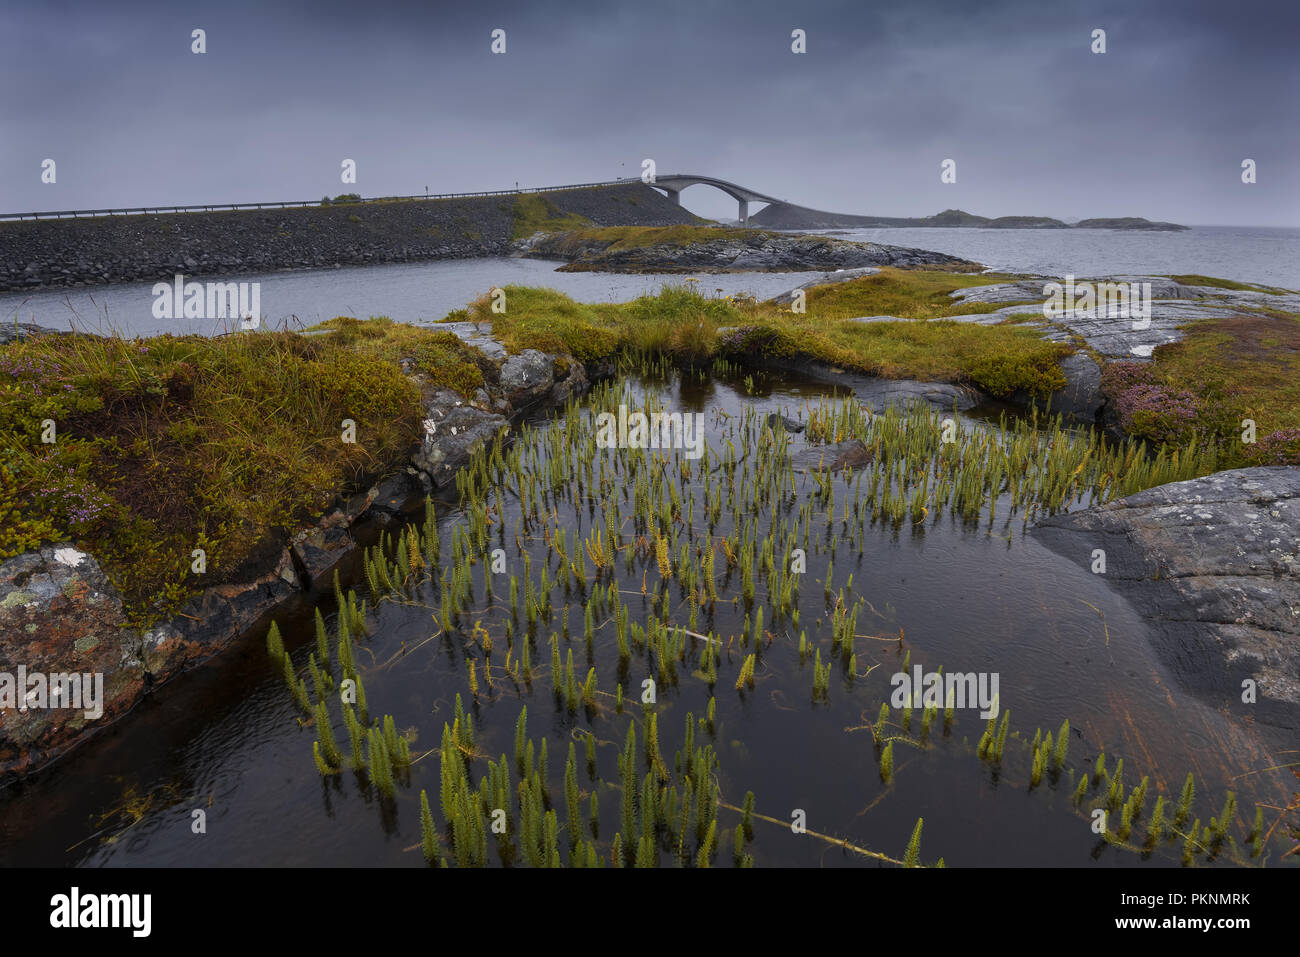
0;322;66;345
522;230;978;273
1033;467;1300;724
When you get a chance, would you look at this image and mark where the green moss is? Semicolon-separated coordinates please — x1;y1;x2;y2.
0;327;440;627
412;332;485;396
476;272;1069;398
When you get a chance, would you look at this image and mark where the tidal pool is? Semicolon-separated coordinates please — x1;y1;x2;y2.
0;364;1292;867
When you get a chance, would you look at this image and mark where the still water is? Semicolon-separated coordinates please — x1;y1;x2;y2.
0;368;1290;867
0;258;807;340
4;226;1296;342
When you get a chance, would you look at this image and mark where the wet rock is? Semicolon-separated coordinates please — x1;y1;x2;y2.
1037;351;1102;424
853;378;983;413
0;545;190;781
412;390;509;489
549;356;590;405
1033;467;1300;724
169;548;299;652
795;439;874;473
765;412;805;432
499;349;555;407
290;525;354;591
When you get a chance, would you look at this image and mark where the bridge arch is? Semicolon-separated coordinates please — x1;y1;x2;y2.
623;173;784;225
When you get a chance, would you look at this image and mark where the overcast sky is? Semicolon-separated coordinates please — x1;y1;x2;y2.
2;0;1296;225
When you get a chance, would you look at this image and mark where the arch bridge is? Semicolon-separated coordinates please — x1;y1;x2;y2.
619;174;785;225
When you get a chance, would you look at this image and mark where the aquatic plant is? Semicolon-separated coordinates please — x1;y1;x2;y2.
903;817;923;868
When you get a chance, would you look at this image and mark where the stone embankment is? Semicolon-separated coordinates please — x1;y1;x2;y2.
0;184;697;292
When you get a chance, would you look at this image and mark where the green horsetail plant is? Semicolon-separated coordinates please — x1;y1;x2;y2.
977;712;996;760
420;789;439;864
374;726;398;797
352;669;369;725
873;702;890;745
308;652;328;704
343;703;365;769
565;743;581;844
1131;776;1149;819
1118;793;1134;840
1053;719;1069;770
1213;792;1236;844
310;696;340;764
282;652;311;713
1072;773;1088;807
1092;752;1107;789
611;832;624;869
696;819;716;868
880;741;895;784
1183;817;1201;865
338;612;356;680
266;621;285;666
741;791;755;841
313;741;335;776
993;709;1010;762
1174;772;1195;827
1106;759;1125;812
1148;796;1167;847
636;834;655;868
903;817;923;868
1030;739;1046;788
735;653;756;692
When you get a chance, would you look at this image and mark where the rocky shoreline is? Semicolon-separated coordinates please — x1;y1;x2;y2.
0;327;595;783
4;276;1298;781
521;229;978;273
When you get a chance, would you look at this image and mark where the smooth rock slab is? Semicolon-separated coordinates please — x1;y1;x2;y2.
1033;467;1300;723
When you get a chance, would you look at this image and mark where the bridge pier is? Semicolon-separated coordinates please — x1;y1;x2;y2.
663;188;681;205
738;200;748;225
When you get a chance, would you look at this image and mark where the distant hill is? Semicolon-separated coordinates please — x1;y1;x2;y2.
750;203;1186;231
